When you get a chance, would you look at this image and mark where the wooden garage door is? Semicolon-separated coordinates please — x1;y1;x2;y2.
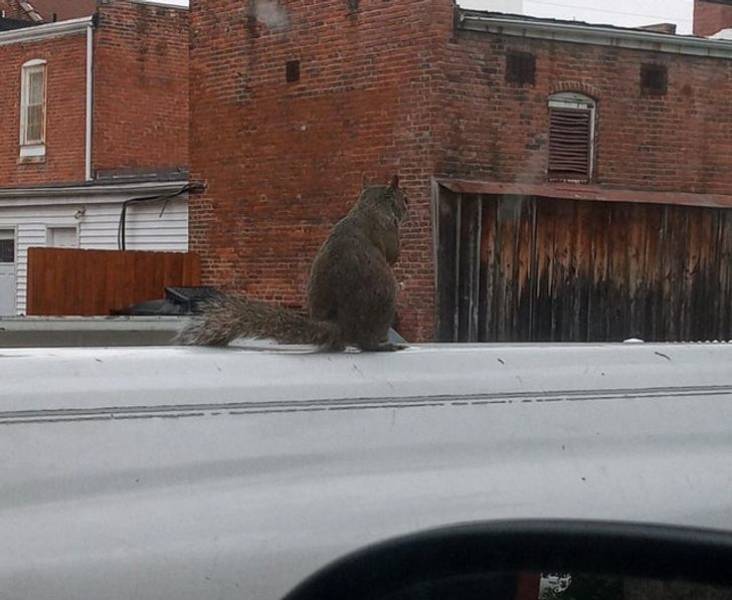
437;193;732;343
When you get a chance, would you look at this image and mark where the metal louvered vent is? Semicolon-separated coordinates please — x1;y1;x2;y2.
548;107;592;181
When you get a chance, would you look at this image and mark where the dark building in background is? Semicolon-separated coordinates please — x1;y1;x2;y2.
190;0;732;344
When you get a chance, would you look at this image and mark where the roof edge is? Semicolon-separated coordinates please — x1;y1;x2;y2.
436;178;732;210
0;179;189;201
0;14;92;45
458;10;732;59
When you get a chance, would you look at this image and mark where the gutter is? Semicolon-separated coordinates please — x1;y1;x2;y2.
85;17;94;182
458;11;732;59
0;181;190;208
0;15;92;45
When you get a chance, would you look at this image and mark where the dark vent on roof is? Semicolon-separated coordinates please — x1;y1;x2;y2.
506;51;536;86
548;108;592;181
641;64;668;96
286;60;300;83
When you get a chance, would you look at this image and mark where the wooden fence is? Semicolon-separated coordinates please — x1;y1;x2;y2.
26;248;200;316
438;191;732;343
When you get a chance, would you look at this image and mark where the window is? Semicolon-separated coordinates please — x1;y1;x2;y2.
286;60;300;83
19;59;47;158
547;92;596;182
506;51;536;86
641;64;668;96
0;231;14;264
47;226;78;248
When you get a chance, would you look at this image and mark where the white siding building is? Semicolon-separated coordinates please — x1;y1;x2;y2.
0;9;190;318
0;181;188;315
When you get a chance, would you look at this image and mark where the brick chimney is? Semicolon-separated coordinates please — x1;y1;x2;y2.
694;0;732;36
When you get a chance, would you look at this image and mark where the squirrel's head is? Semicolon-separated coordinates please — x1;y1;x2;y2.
357;175;408;223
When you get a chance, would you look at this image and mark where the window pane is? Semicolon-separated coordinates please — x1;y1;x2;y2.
21;65;46;145
0;239;14;264
26;104;44;142
48;227;77;248
28;69;44;104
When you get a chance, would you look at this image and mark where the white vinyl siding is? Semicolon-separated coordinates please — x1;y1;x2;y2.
20;60;47;154
0;196;188;315
80;202;189;251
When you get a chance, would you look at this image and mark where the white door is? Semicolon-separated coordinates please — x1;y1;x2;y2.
47;226;78;248
0;230;16;316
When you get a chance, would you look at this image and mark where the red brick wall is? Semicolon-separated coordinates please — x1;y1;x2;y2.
93;0;188;176
191;0;732;342
0;33;87;187
190;0;455;342
694;0;732;36
437;32;732;196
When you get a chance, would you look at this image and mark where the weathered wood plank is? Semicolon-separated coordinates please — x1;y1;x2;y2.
436;190;460;342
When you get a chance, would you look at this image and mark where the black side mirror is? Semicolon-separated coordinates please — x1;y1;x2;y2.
283;520;732;600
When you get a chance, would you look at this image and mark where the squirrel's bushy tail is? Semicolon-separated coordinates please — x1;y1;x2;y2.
174;294;341;348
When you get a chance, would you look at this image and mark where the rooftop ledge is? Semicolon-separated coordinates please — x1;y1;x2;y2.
458;10;732;59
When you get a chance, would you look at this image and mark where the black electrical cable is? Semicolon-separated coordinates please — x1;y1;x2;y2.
116;182;204;250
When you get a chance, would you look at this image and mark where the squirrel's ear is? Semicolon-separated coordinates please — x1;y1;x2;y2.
389;174;400;189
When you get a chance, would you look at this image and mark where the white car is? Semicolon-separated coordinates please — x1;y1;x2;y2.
2;342;732;599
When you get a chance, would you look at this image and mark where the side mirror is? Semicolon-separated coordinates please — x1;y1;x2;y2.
283;520;732;600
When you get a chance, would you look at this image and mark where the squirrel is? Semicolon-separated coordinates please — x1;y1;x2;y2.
175;175;408;351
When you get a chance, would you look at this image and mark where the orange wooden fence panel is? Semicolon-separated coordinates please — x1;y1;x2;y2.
26;248;201;316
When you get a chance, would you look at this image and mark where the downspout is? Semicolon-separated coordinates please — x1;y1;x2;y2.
84;18;94;181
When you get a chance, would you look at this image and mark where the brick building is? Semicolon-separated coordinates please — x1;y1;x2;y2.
0;0;189;315
189;0;732;344
694;0;732;36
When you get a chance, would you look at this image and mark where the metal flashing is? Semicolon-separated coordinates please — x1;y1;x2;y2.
459;10;732;59
437;178;732;210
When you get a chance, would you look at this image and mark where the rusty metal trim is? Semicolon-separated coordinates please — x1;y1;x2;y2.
436;179;732;210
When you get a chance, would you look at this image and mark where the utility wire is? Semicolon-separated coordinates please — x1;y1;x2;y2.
524;0;692;24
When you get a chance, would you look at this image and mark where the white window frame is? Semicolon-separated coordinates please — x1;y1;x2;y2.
19;59;47;159
547;92;597;180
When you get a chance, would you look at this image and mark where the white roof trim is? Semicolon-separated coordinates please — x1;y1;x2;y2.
0;16;92;46
0;180;189;207
458;12;732;59
711;28;732;40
